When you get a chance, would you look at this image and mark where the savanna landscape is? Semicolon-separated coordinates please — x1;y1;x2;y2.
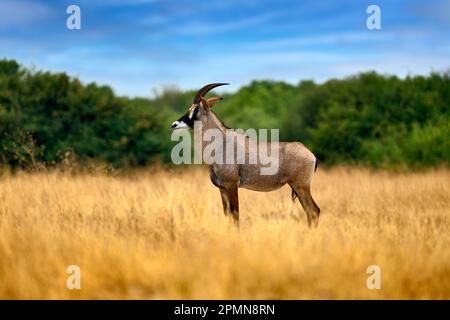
1;0;450;308
0;166;449;299
0;45;449;299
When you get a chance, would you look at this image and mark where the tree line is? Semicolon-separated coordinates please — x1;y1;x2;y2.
0;59;448;170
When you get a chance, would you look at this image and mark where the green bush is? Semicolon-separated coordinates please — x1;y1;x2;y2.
0;59;449;169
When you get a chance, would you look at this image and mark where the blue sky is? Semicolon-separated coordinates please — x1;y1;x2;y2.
1;0;449;97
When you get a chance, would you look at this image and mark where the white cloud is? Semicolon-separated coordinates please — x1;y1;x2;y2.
0;0;54;28
241;31;396;50
169;10;290;36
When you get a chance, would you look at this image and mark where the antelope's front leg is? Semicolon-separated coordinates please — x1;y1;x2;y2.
219;187;239;226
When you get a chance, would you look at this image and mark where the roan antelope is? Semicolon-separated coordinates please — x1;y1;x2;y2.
171;83;320;227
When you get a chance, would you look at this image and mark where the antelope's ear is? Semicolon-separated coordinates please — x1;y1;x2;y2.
206;97;223;107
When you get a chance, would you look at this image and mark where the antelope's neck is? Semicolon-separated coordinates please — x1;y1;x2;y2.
206;110;227;132
193;111;228;160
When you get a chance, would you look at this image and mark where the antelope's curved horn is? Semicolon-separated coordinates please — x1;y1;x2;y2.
193;83;229;104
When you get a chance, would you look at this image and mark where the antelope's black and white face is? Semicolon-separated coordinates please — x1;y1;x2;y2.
171;83;229;130
171;104;203;130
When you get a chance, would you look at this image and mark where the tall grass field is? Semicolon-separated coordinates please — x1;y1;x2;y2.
0;167;449;299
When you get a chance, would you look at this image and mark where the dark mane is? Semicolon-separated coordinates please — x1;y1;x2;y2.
210;110;231;130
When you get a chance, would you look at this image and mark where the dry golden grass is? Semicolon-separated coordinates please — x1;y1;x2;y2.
0;167;449;299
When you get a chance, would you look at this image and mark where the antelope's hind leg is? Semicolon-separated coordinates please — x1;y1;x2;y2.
219;187;239;226
290;185;320;228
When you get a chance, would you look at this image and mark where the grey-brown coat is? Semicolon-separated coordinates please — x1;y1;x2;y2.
172;83;320;227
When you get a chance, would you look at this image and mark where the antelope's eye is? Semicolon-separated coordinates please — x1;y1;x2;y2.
188;107;198;119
